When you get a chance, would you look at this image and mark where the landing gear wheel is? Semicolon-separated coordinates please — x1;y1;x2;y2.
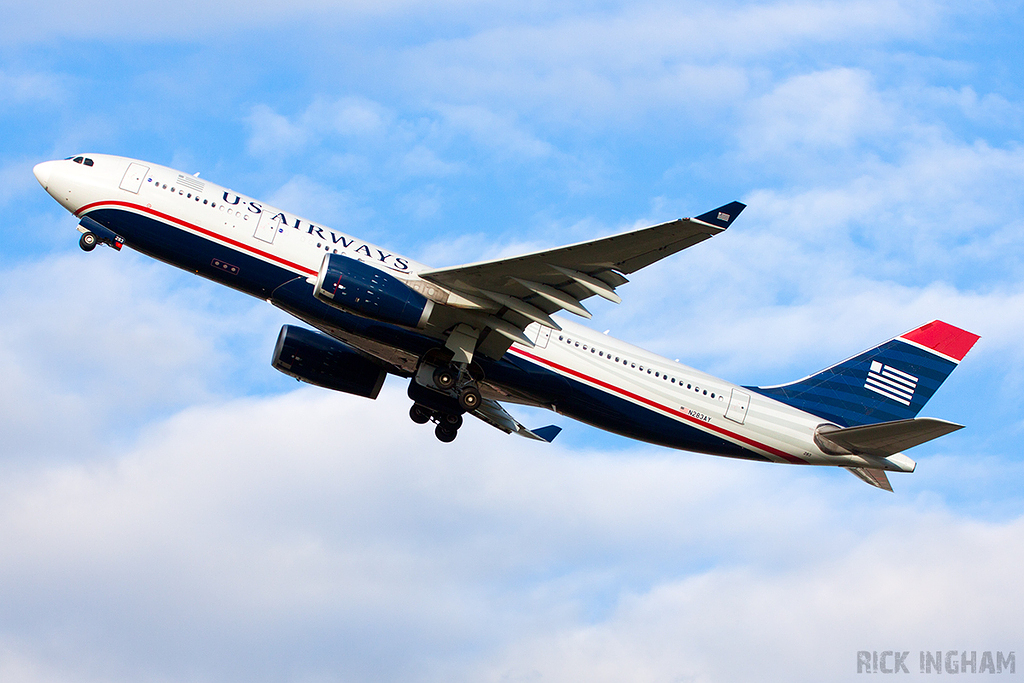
79;232;97;252
435;424;458;443
458;386;482;412
441;412;463;430
409;404;431;424
433;366;456;390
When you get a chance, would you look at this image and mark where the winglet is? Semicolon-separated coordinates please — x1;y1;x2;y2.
898;320;980;363
694;201;746;229
530;425;562;443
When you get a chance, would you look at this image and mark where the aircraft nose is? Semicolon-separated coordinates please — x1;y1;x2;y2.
33;160;56;189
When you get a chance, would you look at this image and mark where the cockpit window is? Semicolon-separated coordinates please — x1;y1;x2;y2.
73;157;84;164
84;158;94;166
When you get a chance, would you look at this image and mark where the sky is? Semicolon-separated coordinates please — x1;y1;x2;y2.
2;1;1023;681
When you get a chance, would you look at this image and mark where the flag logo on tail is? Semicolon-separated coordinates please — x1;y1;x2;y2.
864;361;917;406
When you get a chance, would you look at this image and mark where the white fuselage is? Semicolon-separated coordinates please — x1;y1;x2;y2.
34;153;914;473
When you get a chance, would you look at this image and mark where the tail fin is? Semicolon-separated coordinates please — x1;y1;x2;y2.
753;321;980;427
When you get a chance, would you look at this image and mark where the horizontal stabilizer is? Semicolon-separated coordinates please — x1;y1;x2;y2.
845;467;893;492
816;417;963;458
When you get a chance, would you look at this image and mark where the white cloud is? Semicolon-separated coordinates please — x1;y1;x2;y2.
246;104;310;157
0;69;65;107
267;175;375;232
438;105;554;160
0;381;1019;682
0;159;41;208
398;0;947;124
3;0;492;42
246;97;392;158
473;513;1024;682
400;145;462;177
740;68;897;156
0;253;287;461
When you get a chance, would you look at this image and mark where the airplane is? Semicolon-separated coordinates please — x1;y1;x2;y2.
32;153;980;491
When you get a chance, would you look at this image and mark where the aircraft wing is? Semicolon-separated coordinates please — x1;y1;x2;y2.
416;202;743;357
472;398;562;442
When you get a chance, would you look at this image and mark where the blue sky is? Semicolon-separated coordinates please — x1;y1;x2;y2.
2;1;1024;681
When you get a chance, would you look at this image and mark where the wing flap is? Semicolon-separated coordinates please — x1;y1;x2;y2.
472;398;561;441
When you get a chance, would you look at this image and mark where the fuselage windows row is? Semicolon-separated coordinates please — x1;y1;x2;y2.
147;177;219;209
557;334;723;400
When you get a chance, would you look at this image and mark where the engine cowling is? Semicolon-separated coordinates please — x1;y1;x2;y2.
314;253;433;329
271;325;386;399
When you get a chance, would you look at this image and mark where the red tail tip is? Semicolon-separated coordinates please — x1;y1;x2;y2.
899;320;980;362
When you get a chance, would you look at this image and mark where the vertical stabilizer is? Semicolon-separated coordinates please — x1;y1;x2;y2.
753;321;979;427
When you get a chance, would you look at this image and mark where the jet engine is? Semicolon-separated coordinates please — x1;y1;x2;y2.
271;325;386;399
313;253;433;329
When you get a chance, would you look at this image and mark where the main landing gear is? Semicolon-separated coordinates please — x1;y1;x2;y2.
408;355;485;442
410;403;463;442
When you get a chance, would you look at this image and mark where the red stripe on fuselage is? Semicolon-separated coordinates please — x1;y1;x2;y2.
75;200;318;277
509;347;806;464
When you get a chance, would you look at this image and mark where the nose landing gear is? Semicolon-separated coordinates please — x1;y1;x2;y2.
77;217;123;252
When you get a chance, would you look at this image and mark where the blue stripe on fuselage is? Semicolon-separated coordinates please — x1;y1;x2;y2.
88;205;769;460
491;352;770;461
